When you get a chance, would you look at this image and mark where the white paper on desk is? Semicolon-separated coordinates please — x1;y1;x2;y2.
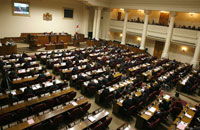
149;107;156;113
20;87;26;92
94;79;98;84
109;88;115;92
163;95;170;100
56;79;62;84
185;113;192;118
88;116;96;122
11;91;16;95
177;121;187;130
84;82;89;86
190;107;196;111
27;119;35;125
145;112;152;116
71;101;78;106
45;82;53;87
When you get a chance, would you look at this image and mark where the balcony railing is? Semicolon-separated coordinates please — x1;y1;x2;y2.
109;20;199;46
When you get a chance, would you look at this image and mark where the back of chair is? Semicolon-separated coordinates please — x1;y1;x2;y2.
30;123;44;130
0;113;14;126
102;117;112;128
57;94;70;104
105;94;114;104
69;91;77;100
16;107;30;120
45;98;57;108
82;103;91;114
32;103;46;114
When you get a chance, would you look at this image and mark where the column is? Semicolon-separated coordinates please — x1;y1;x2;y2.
95;7;102;40
121;9;129;45
140;10;150;50
92;8;98;39
102;8;111;40
191;32;200;68
161;11;176;58
83;6;89;38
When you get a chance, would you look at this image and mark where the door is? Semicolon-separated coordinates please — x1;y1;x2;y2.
159;13;169;26
117;12;121;21
153;41;165;58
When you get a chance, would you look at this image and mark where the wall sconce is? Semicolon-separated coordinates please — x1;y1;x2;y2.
160;11;169;13
120;33;123;37
137;37;142;42
120;8;124;12
189;12;195;16
181;47;187;52
138;9;144;13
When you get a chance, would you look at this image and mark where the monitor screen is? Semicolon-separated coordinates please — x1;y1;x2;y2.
13;2;29;15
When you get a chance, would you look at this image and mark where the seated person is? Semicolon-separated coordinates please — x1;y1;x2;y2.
8;93;19;104
49;82;59;92
122;96;133;110
18;57;25;63
72;66;78;75
24;86;34;96
101;86;110;100
171;93;183;119
88;81;96;88
9;69;18;80
22;52;29;57
132;96;139;106
23;62;31;68
108;74;114;81
37;71;47;81
159;99;170;111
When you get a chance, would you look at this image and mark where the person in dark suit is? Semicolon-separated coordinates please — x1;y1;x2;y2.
37;72;46;81
72;66;78;75
23;62;31;68
86;63;91;70
8;93;19;104
108;74;114;81
24;86;34;95
123;96;133;109
159;99;170;111
88;81;96;88
132;96;139;106
49;82;59;92
18;57;25;63
22;52;29;57
101;86;110;100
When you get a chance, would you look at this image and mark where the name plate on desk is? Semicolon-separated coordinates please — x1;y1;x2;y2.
27;119;35;125
2;105;8;109
18;100;24;104
13;102;18;105
88;116;96;122
71;101;78;106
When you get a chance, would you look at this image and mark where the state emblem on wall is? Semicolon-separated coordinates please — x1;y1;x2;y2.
43;12;52;21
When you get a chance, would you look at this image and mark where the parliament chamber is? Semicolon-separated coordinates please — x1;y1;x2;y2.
0;0;200;130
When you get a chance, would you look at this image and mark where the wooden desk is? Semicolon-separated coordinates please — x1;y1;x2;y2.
68;110;109;130
45;43;68;50
7;97;88;130
0;45;17;55
12;73;52;85
0;88;74;116
135;94;171;129
58;35;71;43
168;104;196;130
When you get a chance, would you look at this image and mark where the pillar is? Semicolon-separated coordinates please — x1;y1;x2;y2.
191;32;200;68
140;10;150;50
92;8;98;39
95;7;102;40
161;11;176;58
121;9;129;45
102;8;111;40
83;6;89;38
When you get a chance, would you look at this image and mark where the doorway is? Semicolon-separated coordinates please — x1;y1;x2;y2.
153;41;165;58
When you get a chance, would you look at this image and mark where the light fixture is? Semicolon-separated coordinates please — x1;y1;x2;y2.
137;37;141;42
189;12;195;16
181;46;187;52
138;9;144;13
120;33;123;37
160;11;169;13
120;8;124;11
